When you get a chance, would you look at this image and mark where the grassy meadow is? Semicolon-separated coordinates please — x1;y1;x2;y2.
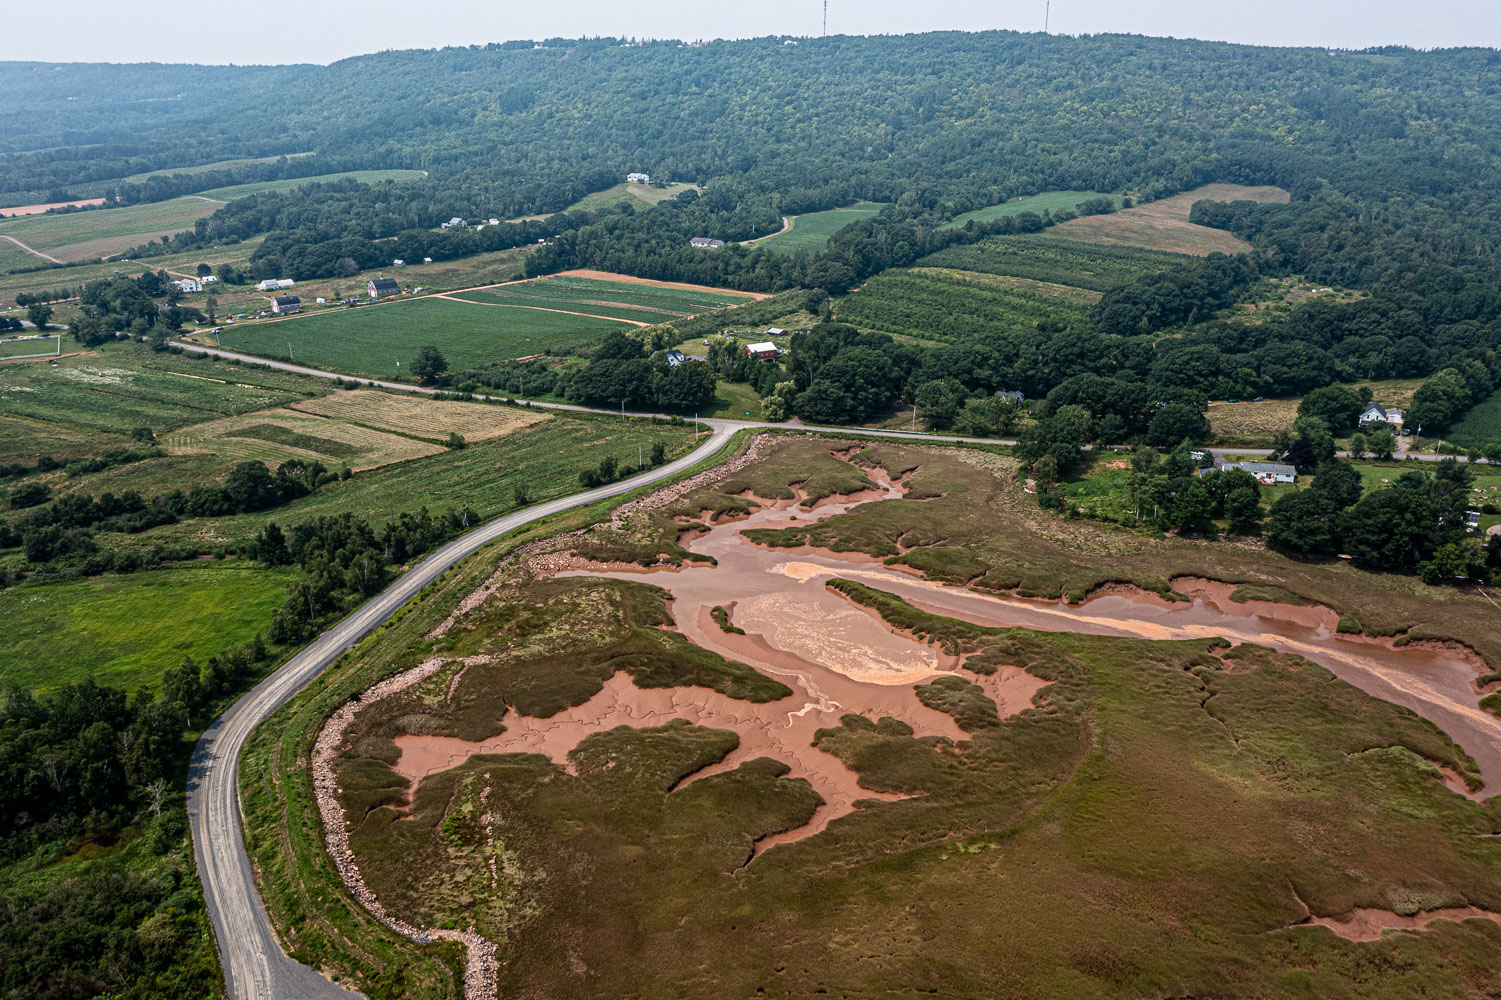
943;190;1123;229
449;274;751;326
757;203;888;254
1051;184;1289;255
557;180;700;216
0;238;267;301
0;562;295;692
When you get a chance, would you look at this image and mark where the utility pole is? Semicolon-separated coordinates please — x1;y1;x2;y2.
911;403;918;431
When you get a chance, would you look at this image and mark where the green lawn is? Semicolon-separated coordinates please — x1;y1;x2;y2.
1447;392;1501;453
561;181;700;215
702;379;763;420
942;191;1123;229
0;563;295;693
759;203;888;255
199;170;427;201
0;335;60;359
215;297;628;376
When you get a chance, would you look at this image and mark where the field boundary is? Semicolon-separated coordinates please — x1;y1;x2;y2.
431;293;648;327
0;234;61;264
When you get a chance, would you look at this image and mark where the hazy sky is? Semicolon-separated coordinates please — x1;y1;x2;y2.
6;0;1500;65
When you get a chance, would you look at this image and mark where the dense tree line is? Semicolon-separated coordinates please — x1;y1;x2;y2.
1265;459;1497;583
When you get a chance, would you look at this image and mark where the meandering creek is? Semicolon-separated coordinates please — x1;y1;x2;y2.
392;467;1500;857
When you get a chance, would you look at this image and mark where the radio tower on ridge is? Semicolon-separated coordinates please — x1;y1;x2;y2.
1045;1;1051;33
823;1;828;37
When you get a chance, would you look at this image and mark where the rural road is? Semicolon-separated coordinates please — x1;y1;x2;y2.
174;342;1488;997
168;341;1480;464
188;422;737;1000
740;215;792;245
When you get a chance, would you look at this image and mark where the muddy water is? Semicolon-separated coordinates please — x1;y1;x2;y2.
394;464;1499;854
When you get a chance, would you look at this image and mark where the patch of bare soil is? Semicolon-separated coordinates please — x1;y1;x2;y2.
1301;905;1501;942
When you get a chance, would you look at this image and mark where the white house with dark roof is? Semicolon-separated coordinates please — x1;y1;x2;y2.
690;237;725;249
626;172;650;183
1359;403;1405;429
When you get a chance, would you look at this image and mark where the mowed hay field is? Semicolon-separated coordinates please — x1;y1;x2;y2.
0;197;223;263
162;408;444;471
943;190;1123;229
215;297;626;375
1051;184;1290;255
0;562;295;693
759;203;888;254
291;389;546;442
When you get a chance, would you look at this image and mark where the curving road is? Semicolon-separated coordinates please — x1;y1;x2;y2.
178;340;1487;999
188;423;737;1000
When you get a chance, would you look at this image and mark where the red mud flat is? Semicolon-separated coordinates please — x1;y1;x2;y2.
392;447;1498;870
392;472;1050;855
1303;905;1501;942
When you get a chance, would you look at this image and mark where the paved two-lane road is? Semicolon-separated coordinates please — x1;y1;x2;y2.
187;423;737;999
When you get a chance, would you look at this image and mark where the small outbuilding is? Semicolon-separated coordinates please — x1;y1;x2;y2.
271;295;302;315
765;327;787;337
368;277;401;299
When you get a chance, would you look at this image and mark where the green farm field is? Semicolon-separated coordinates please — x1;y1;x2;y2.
450;273;752;324
836;266;1094;342
0;347;318;436
199;170;427;201
758;203;887;255
0;197;222;262
0;240;47;273
943;190;1122;229
1448;393;1501;453
0;238;266;300
214;297;627;375
919;234;1186;292
0;563;295;693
